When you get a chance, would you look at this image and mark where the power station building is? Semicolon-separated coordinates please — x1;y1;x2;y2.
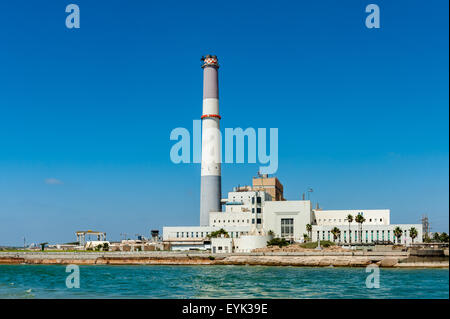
162;55;423;251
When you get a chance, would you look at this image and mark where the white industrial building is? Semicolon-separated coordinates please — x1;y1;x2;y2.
162;55;422;252
162;186;423;252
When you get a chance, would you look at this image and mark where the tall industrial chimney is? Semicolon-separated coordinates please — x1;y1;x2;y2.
199;55;222;226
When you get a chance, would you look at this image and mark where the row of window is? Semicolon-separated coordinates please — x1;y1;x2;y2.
214;219;249;224
175;231;246;239
317;229;410;242
316;218;383;223
213;218;262;225
230;196;262;203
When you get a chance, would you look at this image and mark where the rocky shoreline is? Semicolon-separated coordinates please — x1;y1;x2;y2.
0;251;448;268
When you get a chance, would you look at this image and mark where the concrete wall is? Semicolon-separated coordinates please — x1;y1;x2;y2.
263;200;312;241
234;235;272;253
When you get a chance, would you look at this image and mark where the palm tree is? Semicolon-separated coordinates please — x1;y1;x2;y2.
306;224;312;242
409;227;418;244
347;214;353;243
303;233;309;242
331;227;341;243
355;214;366;243
393;227;403;244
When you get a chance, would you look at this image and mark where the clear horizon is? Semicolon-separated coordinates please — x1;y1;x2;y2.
0;0;448;246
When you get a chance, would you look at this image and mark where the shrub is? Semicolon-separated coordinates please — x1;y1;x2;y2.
299;241;335;249
267;238;289;248
208;228;229;238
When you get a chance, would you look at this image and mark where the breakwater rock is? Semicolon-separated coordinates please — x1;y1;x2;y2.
0;251;447;268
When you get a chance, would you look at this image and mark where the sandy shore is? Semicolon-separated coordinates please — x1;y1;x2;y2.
0;251;448;268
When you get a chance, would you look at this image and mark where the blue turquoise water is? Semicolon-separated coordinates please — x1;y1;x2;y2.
0;265;448;299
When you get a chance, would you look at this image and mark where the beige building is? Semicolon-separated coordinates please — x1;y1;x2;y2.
252;174;285;201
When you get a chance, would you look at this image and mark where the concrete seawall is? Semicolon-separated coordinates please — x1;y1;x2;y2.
0;251;447;268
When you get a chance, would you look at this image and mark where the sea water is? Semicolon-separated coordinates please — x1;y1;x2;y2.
0;265;448;299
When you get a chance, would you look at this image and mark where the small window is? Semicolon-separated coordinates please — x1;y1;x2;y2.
252;219;255;224
257;218;262;224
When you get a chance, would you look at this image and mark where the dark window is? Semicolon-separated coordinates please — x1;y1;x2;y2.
257;208;261;214
256;218;262;224
257;197;262;204
252;219;255;224
252;208;255;214
252;197;255;204
281;218;294;237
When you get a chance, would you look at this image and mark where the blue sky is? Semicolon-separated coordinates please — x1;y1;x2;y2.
0;0;448;246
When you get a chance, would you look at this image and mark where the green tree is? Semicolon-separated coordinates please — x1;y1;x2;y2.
331;227;341;242
394;227;403;244
433;232;441;242
409;227;418;244
439;232;449;243
306;224;312;242
355;214;366;243
347;214;353;244
208;228;229;238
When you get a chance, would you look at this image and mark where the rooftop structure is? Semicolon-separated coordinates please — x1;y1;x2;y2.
252;174;285;201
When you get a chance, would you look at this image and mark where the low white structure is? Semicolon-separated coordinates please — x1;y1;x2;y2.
85;241;110;250
234;234;273;253
211;237;232;253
